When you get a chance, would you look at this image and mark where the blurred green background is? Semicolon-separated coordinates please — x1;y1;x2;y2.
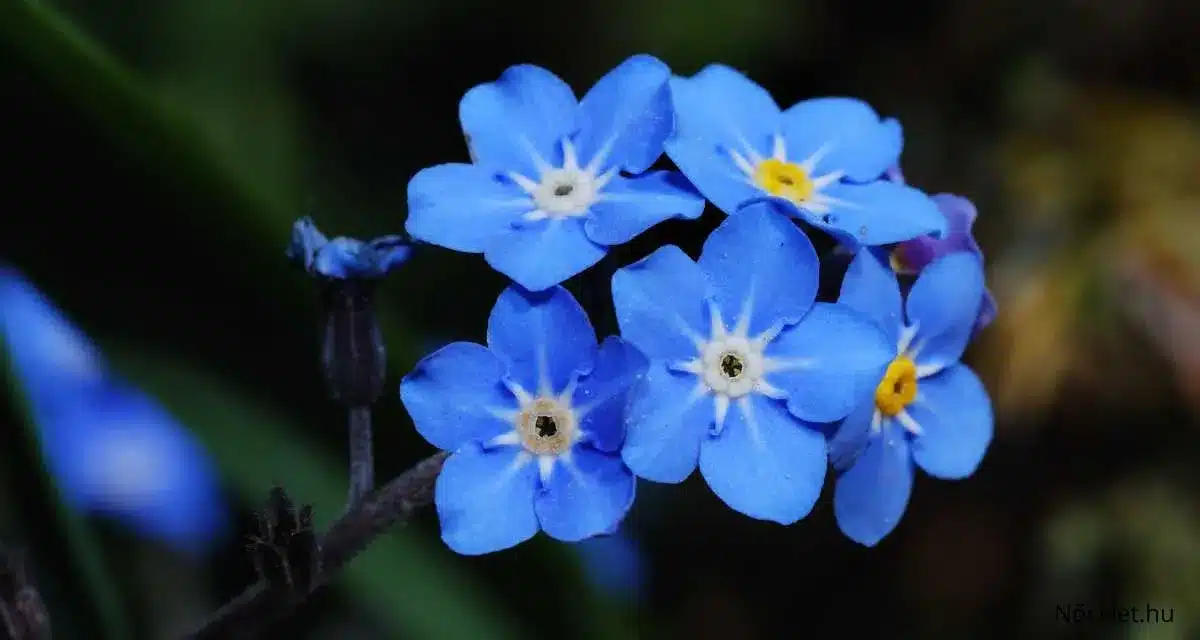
2;0;1199;637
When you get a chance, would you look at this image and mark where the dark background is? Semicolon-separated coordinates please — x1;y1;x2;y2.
1;0;1198;638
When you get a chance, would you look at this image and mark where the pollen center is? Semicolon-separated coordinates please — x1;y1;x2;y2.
754;158;815;203
517;397;576;455
533;168;598;218
700;337;764;398
875;356;918;416
719;353;745;379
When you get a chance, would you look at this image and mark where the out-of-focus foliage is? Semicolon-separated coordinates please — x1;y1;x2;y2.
982;82;1200;419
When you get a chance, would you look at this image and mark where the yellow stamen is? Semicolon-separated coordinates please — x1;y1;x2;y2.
753;158;814;204
889;248;916;275
875;356;917;416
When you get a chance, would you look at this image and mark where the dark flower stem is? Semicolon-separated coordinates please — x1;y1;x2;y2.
184;451;449;639
346;407;374;509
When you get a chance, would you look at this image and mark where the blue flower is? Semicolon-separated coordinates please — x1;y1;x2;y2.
0;267;228;553
611;200;894;524
830;250;994;546
399;285;646;555
575;526;646;601
406;55;706;292
286;217;411;280
664;65;946;247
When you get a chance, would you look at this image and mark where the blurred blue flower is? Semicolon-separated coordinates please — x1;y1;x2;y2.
400;285;646;555
611;201;893;524
575;527;646;600
287;217;411;280
406;54;706;291
830;250;994;546
0;267;105;413
665;65;945;247
0;267;227;553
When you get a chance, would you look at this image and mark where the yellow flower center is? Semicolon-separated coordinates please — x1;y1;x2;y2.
753;158;815;203
875;356;918;416
889;248;915;275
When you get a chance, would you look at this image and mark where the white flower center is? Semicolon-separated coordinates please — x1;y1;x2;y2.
531;167;598;217
671;299;800;432
700;336;765;398
508;138;616;222
486;375;592;484
514;395;578;456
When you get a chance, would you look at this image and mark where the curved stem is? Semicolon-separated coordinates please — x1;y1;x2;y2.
346;407;374;509
184;451;449;639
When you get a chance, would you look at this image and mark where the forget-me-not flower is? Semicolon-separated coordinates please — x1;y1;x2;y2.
611;201;893;524
830;250;994;546
406;54;706;291
886;193;998;334
0;267;227;553
400;285;646;555
665;65;946;247
287;216;411;280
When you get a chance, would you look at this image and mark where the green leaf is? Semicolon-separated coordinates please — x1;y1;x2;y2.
115;351;523;640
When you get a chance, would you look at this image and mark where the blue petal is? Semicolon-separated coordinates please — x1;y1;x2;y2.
573;337;650;452
399;342;516;452
697;200;819;336
780;98;903;183
435;442;540;555
583;171;706;246
41;384;228;553
312;238;370;279
838;249;904;347
0;267;106;402
906;252;986;369
575;54;673;174
909;364;993;479
535;446;636;542
765;302;893;423
827;398;877;472
406;163;531;253
698;394;826;524
621;361;711;483
611;245;709;361
804;180;946;247
833;428;914;547
458;65;578;178
664;65;780;214
366;235;412;273
484;218;607;291
486;285;597;395
286;217;329;270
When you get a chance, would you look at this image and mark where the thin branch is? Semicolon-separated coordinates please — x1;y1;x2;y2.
346;407;374;509
0;547;50;640
184;451;449;639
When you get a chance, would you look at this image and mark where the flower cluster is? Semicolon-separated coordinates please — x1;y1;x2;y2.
384;55;994;553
